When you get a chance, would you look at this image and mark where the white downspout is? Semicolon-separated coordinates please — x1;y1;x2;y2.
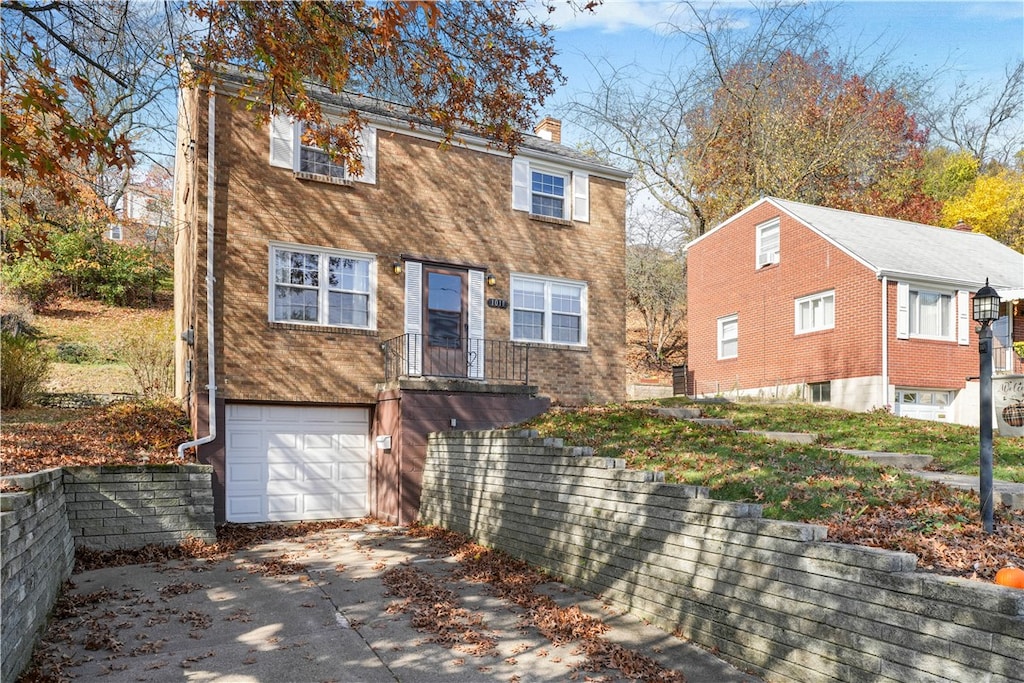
881;275;889;410
179;85;218;458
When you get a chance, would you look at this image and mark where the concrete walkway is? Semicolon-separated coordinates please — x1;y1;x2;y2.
25;526;762;683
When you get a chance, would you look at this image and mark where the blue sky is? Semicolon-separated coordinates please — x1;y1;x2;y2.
542;1;1024;131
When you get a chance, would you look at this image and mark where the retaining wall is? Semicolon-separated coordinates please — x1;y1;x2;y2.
419;429;1024;683
1;469;75;683
64;465;216;550
0;465;215;682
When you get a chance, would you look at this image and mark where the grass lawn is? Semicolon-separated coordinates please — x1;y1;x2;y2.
526;400;1023;579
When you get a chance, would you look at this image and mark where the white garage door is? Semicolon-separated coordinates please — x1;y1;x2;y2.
225;404;369;523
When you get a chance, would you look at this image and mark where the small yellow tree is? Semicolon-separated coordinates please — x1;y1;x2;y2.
941;171;1024;251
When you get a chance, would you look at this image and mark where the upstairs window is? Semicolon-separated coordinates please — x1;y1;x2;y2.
531;169;567;218
511;275;587;346
795;290;835;334
269;242;376;330
756;218;780;268
107;224;122;240
512;158;589;222
269;114;377;185
298;125;348;181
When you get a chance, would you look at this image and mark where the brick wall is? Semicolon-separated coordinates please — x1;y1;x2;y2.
420;430;1024;683
688;203;991;402
182;90;627;410
0;469;75;683
63;465;216;550
688;203;880;397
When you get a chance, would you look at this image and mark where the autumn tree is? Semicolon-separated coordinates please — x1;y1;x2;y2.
940;170;1024;251
566;0;934;236
3;0;575;223
625;203;687;369
686;50;938;228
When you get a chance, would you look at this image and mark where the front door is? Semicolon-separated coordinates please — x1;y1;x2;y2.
424;268;466;377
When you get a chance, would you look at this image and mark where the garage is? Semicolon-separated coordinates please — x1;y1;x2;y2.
893;389;953;422
224;404;370;523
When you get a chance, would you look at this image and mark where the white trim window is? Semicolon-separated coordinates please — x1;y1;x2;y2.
511;158;589;222
909;288;953;340
269;242;376;329
756;217;780;268
795;290;835;334
718;314;738;359
107;224;123;240
510;275;587;346
269;114;377;185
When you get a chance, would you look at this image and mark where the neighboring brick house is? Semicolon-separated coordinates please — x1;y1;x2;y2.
685;197;1024;425
173;70;629;525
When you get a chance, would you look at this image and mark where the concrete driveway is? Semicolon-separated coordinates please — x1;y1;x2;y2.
24;525;762;682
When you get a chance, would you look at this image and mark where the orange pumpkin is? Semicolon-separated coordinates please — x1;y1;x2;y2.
995;567;1024;589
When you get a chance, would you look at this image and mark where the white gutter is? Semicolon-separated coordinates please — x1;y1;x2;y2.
178;85;218;459
880;275;889;410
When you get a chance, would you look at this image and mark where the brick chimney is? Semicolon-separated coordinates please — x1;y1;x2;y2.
534;117;561;144
953;219;973;232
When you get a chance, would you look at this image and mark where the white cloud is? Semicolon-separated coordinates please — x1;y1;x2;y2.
543;1;692;34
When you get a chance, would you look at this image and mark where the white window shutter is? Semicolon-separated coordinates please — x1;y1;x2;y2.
512;158;530;211
468;270;485;379
404;262;422;376
352;125;377;185
572;172;589;222
269;114;295;168
957;290;970;345
896;281;910;340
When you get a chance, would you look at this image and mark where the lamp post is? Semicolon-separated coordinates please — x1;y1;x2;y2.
973;278;1001;534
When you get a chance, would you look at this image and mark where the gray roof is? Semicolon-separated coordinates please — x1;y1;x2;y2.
215;66;628;180
769;197;1024;290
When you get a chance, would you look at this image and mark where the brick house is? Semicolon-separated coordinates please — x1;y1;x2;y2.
685;197;1024;425
173;71;629;525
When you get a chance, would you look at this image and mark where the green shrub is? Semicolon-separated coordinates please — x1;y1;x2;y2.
55;340;103;363
118;315;174;398
0;256;61;310
1;332;51;408
51;230;166;306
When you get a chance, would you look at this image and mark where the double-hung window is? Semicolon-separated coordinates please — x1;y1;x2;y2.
298;124;347;181
795;290;835;334
511;275;587;346
511;158;589;222
718;314;738;359
910;289;952;339
270;242;376;330
107;224;122;240
269;114;377;185
530;169;568;218
756;218;780;267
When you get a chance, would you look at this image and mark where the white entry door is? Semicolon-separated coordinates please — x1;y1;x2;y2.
225;404;369;522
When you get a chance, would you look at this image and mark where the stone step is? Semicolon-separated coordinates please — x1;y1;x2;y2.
834;449;934;470
740;430;819;445
685;417;735;428
653;407;703;420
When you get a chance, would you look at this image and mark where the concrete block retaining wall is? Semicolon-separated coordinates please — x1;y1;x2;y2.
63;465;216;550
0;465;215;682
0;469;75;683
419;429;1024;683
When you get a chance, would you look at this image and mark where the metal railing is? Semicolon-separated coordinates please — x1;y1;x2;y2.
381;334;529;384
